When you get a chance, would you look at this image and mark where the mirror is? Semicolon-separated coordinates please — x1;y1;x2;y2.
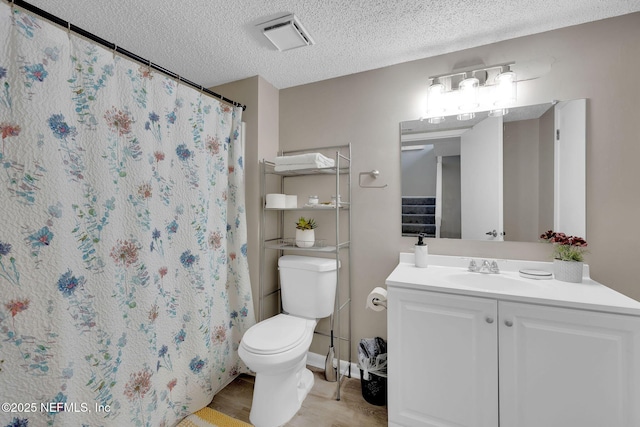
400;100;586;242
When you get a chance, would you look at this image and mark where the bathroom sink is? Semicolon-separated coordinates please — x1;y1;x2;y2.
442;272;535;292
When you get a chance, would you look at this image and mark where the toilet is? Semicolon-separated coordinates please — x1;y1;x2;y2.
239;255;340;427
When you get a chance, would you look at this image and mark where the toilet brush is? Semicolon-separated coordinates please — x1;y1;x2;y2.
325;314;337;382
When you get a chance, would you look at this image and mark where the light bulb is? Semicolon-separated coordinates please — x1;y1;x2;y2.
457;112;475;121
458;76;479;110
494;70;516;106
426;81;445;118
489;108;508;117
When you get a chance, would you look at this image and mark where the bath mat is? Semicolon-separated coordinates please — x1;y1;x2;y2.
176;406;253;427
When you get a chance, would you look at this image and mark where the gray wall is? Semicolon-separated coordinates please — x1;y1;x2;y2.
441;155;461;239
503;118;540;242
277;13;640;356
401;145;437;196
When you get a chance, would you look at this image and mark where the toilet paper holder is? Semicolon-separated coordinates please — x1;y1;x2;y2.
366;286;388;311
371;298;387;309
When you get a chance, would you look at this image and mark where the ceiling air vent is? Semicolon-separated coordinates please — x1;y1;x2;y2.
260;14;314;52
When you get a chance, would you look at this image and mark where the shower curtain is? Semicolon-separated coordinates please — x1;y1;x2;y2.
0;3;255;426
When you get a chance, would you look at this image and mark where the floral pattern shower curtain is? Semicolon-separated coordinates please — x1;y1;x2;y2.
0;4;255;426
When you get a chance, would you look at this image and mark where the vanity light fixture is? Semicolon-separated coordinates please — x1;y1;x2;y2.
426;63;517;123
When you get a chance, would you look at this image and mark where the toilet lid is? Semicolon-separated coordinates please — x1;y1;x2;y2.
242;314;311;355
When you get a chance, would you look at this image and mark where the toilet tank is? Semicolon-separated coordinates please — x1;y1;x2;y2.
278;255;340;319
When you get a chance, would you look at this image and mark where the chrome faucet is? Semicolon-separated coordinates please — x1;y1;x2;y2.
489;260;500;273
468;259;500;274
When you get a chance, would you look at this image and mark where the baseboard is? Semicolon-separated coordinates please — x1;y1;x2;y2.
306;351;361;380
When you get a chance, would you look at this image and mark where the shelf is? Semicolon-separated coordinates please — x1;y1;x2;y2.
265;166;350;177
264;204;350;211
259;144;352;401
264;240;350;253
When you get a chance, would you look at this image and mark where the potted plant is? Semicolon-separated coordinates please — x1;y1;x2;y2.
295;217;317;248
540;230;588;283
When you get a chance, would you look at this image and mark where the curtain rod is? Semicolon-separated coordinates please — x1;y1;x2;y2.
8;0;247;111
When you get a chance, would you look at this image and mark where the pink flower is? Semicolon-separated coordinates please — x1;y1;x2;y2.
123;368;152;401
138;65;153;80
0;123;21;155
110;240;139;268
104;107;134;136
212;324;226;344
6;299;29;317
205;136;220;155
208;231;222;249
138;183;152;199
540;230;588;262
148;305;159;323
154;151;165;162
167;378;177;392
540;230;587;247
0;123;21;139
158;266;168;278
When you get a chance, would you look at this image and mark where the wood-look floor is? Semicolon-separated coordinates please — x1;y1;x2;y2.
209;366;388;426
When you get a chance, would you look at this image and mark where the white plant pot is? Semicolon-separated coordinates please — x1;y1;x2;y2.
295;229;315;248
553;259;583;283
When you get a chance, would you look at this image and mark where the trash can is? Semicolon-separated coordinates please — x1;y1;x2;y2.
358;337;387;406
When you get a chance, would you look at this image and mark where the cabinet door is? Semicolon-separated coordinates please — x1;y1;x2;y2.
499;301;640;427
388;288;498;427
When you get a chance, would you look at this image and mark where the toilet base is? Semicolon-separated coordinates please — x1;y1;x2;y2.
249;359;314;427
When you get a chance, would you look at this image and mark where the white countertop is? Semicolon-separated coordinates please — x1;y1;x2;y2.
385;253;640;316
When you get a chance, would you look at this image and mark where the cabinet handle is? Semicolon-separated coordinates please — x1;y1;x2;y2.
485;317;494;324
504;320;513;327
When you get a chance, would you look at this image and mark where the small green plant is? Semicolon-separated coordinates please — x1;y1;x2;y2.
295;217;317;230
540;230;588;262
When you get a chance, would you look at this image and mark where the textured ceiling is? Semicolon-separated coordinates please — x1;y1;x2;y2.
24;0;640;89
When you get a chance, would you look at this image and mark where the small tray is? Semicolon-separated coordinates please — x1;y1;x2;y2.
519;269;553;280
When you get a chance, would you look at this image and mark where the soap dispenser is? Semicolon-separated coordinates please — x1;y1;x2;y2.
415;233;428;268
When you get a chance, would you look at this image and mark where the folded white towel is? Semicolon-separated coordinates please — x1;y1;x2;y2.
274;153;334;168
274;163;335;172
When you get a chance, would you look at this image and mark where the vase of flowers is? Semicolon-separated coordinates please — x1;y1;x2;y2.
295;217;317;248
540;230;588;283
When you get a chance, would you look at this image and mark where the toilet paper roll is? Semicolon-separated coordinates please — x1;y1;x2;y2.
366;287;387;312
265;193;286;209
285;195;297;209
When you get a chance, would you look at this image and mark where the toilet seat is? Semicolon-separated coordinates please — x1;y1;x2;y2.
242;314;313;355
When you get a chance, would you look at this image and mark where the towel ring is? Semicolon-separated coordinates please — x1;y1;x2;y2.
359;170;388;188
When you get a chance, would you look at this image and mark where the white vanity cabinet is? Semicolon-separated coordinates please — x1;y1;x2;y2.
386;256;640;427
498;301;640;427
387;288;499;427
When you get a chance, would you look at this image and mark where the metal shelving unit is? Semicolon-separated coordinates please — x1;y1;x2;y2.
258;143;352;400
